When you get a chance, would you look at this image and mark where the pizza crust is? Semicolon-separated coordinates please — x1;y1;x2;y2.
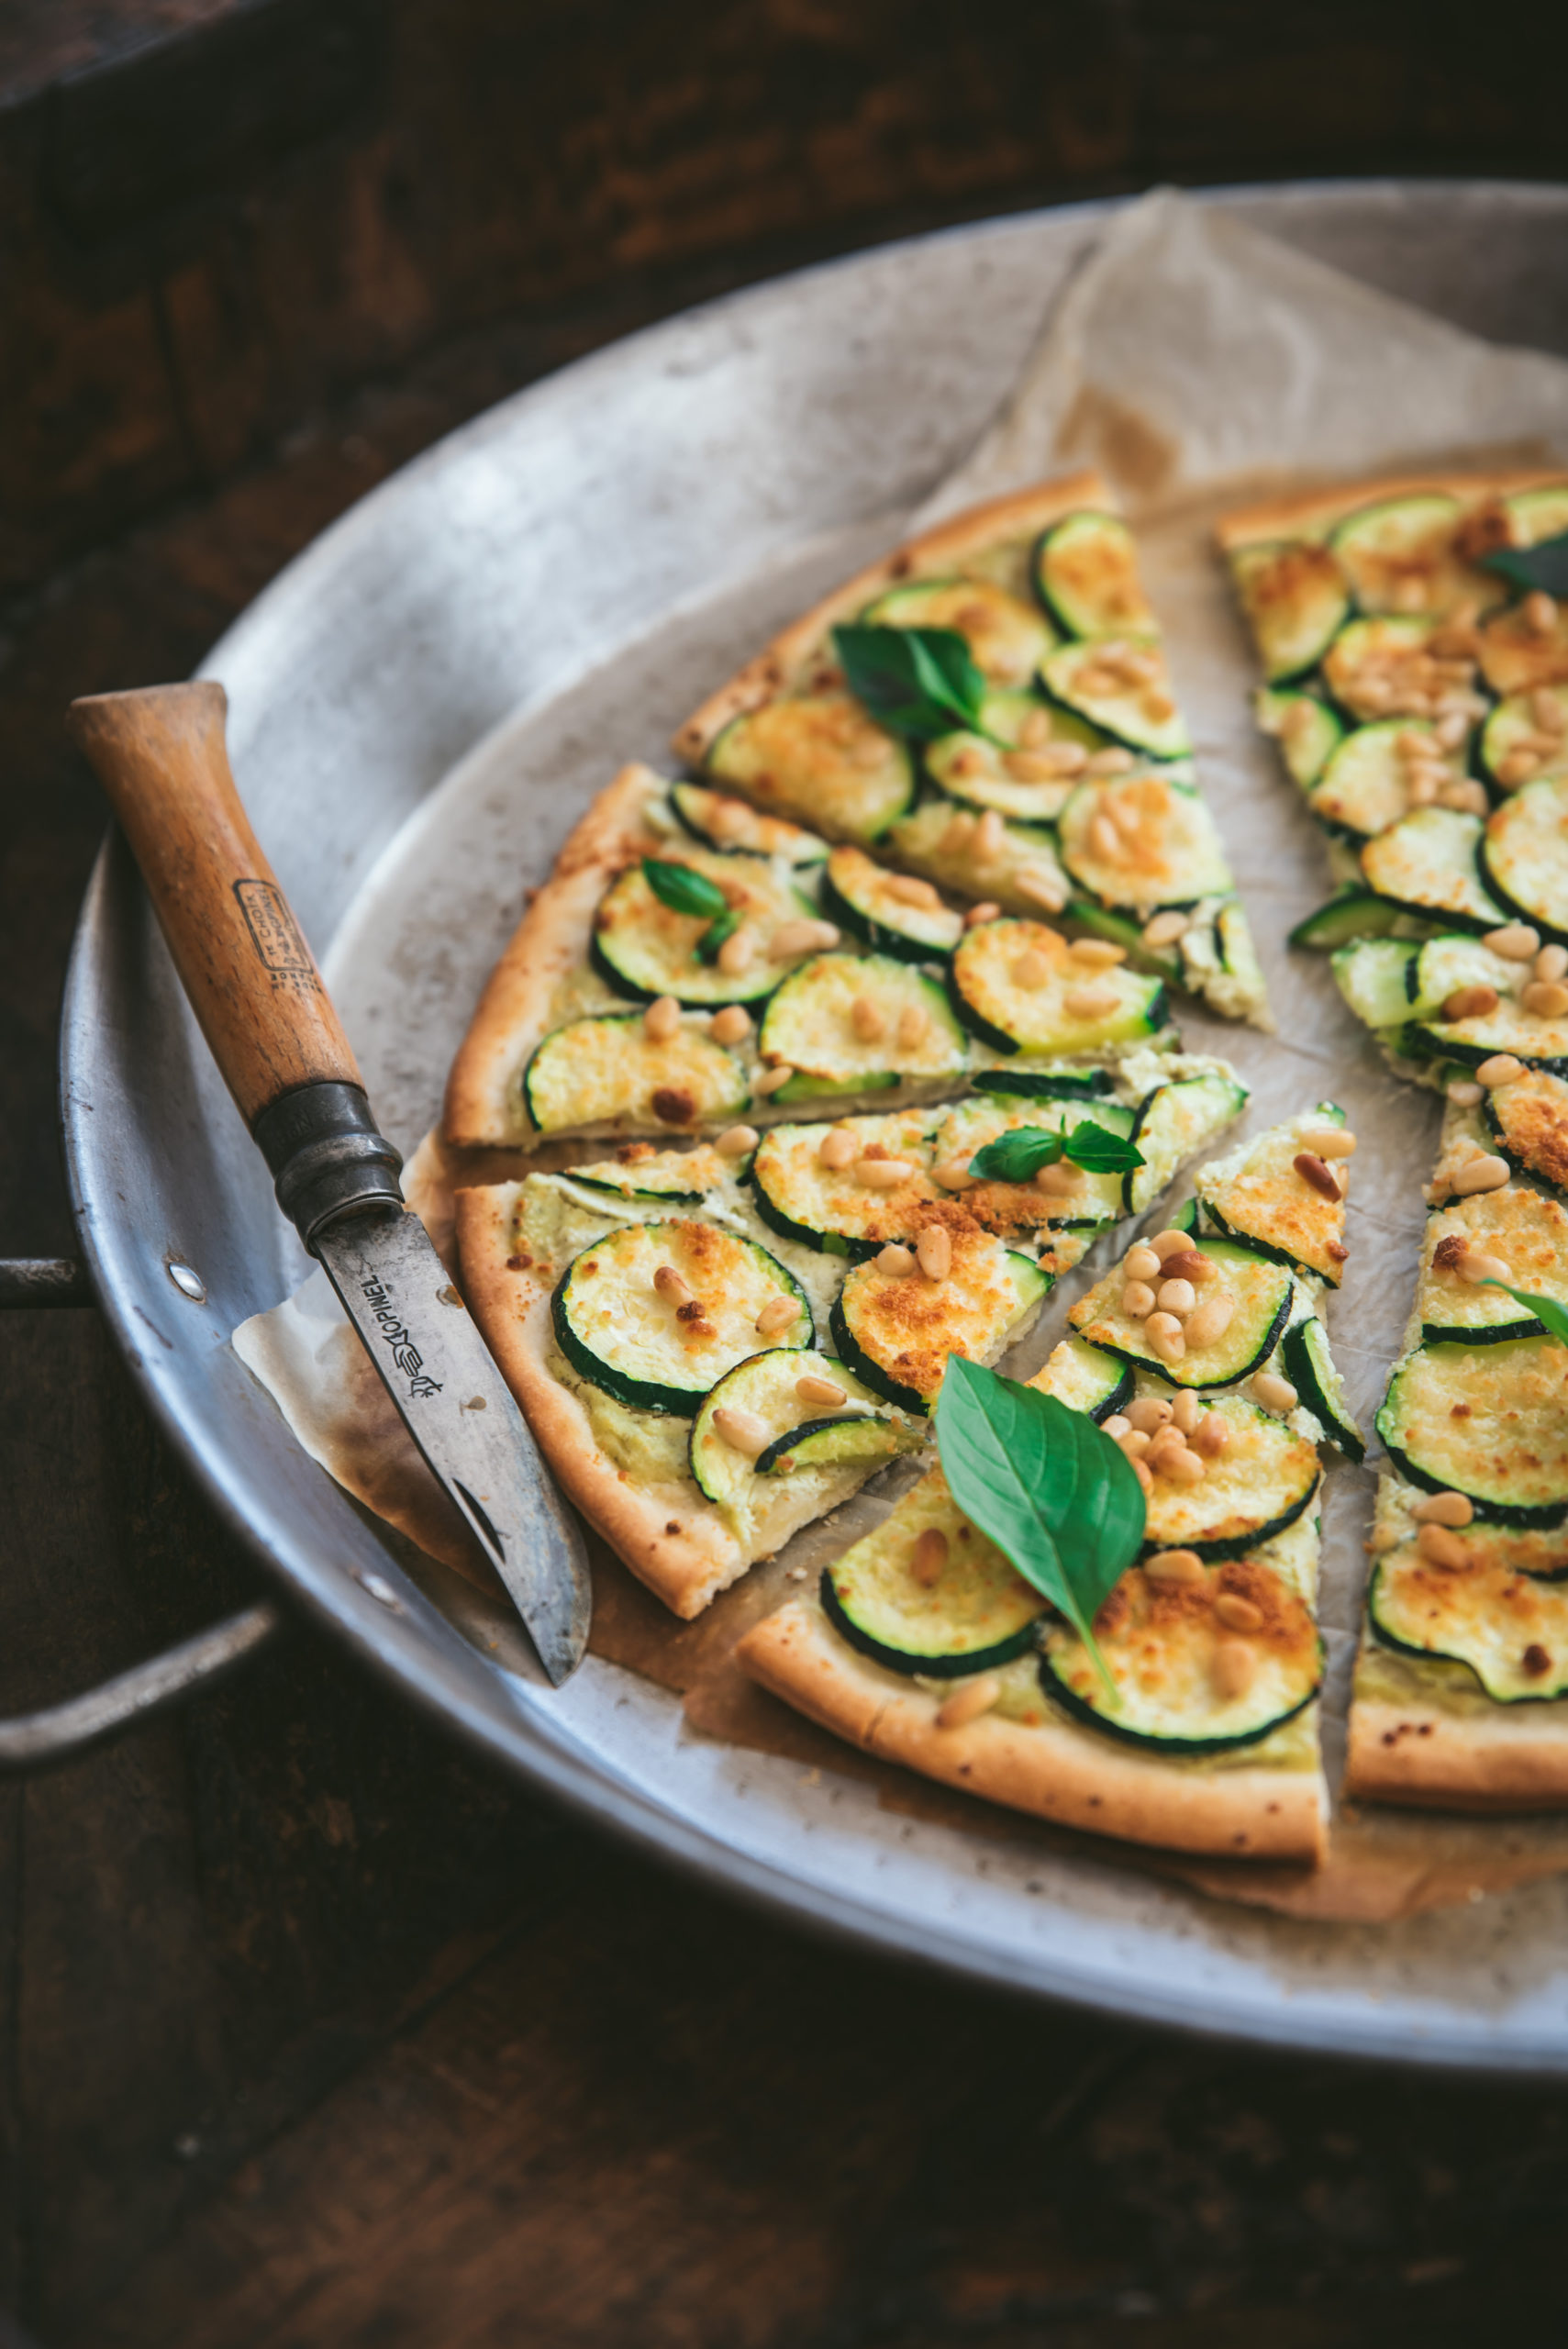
1347;1689;1568;1809
1214;466;1568;552
739;1598;1328;1862
673;470;1110;765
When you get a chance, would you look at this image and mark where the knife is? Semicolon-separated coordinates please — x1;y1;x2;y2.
67;682;592;1685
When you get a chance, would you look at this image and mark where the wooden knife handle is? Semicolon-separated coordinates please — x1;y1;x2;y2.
67;681;362;1128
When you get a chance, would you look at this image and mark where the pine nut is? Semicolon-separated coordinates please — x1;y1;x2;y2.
1064;985;1118;1019
717;1123;759;1157
931;1159;977;1191
1118;1429;1151;1460
1433;711;1469;750
1145;1549;1205;1585
1451;1154;1510;1196
1151;1230;1193;1262
1036;1162;1084;1196
1090;815;1122;862
1184;1294;1234;1349
964;901;1002;928
1172;1387;1202;1434
1126;1397;1173;1434
1121;1281;1156;1319
1476;1053;1525;1086
818;1127;858;1168
1216;1593;1264;1632
754;1064;795;1095
851;996;887;1042
1102;1413;1132;1438
856;1157;915;1187
1142;909;1190;948
896;1003;929;1050
1448;1080;1485;1106
1162;1448;1207;1485
1412;1490;1474;1527
885;874;940;907
1212;1639;1257;1699
910;1527;949;1586
940;814;976;854
654;1265;692;1306
1539;946;1568;985
1147;1318;1185;1363
1069;937;1127;967
756;1295;800;1335
1156;1277;1196;1315
1124;1244;1162;1282
936;1674;1001;1730
1192;1411;1229;1457
1252;1371;1298;1414
917;1227;952;1280
1018;708;1053;748
1498;750;1541;788
773;918;838;957
643;995;682;1041
1417;1521;1472;1570
1132;1457;1153;1495
974;809;1006;861
1441;985;1500;1019
1524;590;1559;636
1532;689;1566;735
1523;980;1568;1018
1367;1523;1399;1553
877;1244;915;1275
1456;1250;1510;1285
797;1374;849;1408
1295;1151;1342;1200
1004;749;1071;783
1147;1425;1186;1469
1406;771;1439;807
1484;922;1540;960
712;1407;770;1456
1086;747;1134;775
1301;1127;1356;1159
717;926;754;974
709;1004;752;1045
1016;869;1067;913
706;796;751;838
1012;950;1052;989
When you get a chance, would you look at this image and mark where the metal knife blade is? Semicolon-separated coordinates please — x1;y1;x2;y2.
316;1208;592;1686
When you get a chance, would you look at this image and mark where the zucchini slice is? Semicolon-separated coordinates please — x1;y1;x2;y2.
882;799;1071;919
523;1014;749;1138
1376;1336;1568;1526
927;1095;1134;1241
1360;807;1505;932
1329;937;1418;1030
757;952;968;1094
1477;600;1568;700
1040;639;1191;761
1485;1067;1568;1196
1056;774;1231;913
1040;1556;1320;1753
1206;902;1269;1023
1256;688;1345;790
860;577;1056;689
1033;511;1156;640
1406;934;1520;1017
1229;539;1351;682
562;1148;715;1207
819;845;964;962
1405;950;1568;1071
1329;491;1498;618
1308;718;1454;843
1417;1186;1568;1345
1140;1395;1321;1560
706;692;917;844
821;1476;1045;1677
831;1229;1051;1412
1368;1542;1568;1703
1481;689;1568;790
925;693;1103;822
1506;485;1568;547
1124;1071;1250;1217
1321;614;1439;722
1065;899;1182;983
1480;775;1568;942
949;918;1168;1056
668;782;828;864
593;848;818;1007
1029;1336;1134;1423
971;1067;1117;1103
1070;1235;1294;1389
1281;1318;1364;1460
1294;891;1429;952
552;1221;812;1414
750;1112;940;1258
1195;1104;1349;1284
689;1348;916;1506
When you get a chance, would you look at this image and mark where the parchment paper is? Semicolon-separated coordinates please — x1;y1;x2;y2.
233;189;1568;1922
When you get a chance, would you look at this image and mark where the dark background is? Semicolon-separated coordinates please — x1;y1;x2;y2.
3;5;1568;2343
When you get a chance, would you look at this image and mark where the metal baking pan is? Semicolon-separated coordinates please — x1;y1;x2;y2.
35;179;1568;2071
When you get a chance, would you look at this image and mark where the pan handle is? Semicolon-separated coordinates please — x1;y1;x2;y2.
0;1252;284;1771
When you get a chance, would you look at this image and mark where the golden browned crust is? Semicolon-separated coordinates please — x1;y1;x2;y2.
1214;467;1568;553
1347;1692;1568;1809
672;471;1110;764
739;1600;1328;1862
443;762;666;1149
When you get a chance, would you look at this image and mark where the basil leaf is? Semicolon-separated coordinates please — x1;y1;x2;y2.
642;858;729;921
936;1357;1145;1696
965;1121;1145;1185
1061;1120;1145;1174
695;907;741;964
832;623;987;741
1483;1280;1568;1348
1480;530;1568;601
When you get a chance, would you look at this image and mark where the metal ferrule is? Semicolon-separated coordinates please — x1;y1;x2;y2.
251;1081;405;1252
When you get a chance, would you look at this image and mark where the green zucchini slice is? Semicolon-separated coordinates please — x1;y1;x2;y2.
971;1067;1117;1103
552;1221;812;1414
1484;1067;1568;1196
860;576;1056;689
756;952;968;1096
1030;1336;1134;1423
1321;615;1439;722
1360;807;1505;932
1256;688;1345;789
821;1480;1045;1677
668;782;828;864
1329;937;1418;1030
1033;511;1156;640
593;848;818;1007
1064;899;1182;983
562;1150;712;1207
1040;639;1191;760
1295;891;1429;952
1207;902;1269;1022
949;918;1168;1056
1329;491;1498;617
1196;1103;1349;1285
1506;485;1568;546
831;1232;1051;1413
750;1112;940;1258
1480;775;1568;943
1229;538;1351;682
1407;934;1518;1015
1040;1556;1321;1753
1056;774;1231;913
818;845;963;962
1308;718;1454;843
1376;1336;1568;1526
1281;1318;1364;1460
1480;689;1568;791
1124;1071;1250;1216
926;1095;1133;1241
1406;964;1568;1073
924;693;1103;822
1417;1186;1568;1345
882;799;1071;918
706;692;917;844
1070;1235;1293;1389
1140;1395;1321;1560
1368;1535;1568;1702
523;1015;749;1138
689;1348;916;1506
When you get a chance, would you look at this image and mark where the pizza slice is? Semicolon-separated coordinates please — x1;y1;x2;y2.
1217;469;1568;958
673;473;1270;1027
739;1110;1359;1861
454;1065;1247;1618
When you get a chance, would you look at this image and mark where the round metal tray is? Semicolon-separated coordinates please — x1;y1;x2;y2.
61;180;1568;2071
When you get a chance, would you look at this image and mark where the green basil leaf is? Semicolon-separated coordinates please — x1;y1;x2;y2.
642;857;729;921
966;1128;1065;1184
1483;1280;1568;1348
935;1357;1145;1696
1062;1120;1146;1174
695;907;741;964
1480;531;1568;600
832;622;987;741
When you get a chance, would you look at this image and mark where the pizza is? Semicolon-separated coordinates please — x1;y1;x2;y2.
738;1109;1358;1860
454;1058;1247;1617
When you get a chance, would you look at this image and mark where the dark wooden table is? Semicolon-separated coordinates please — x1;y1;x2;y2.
4;6;1568;2343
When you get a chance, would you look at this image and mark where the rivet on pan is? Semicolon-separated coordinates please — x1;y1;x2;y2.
358;1571;402;1610
166;1261;206;1302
